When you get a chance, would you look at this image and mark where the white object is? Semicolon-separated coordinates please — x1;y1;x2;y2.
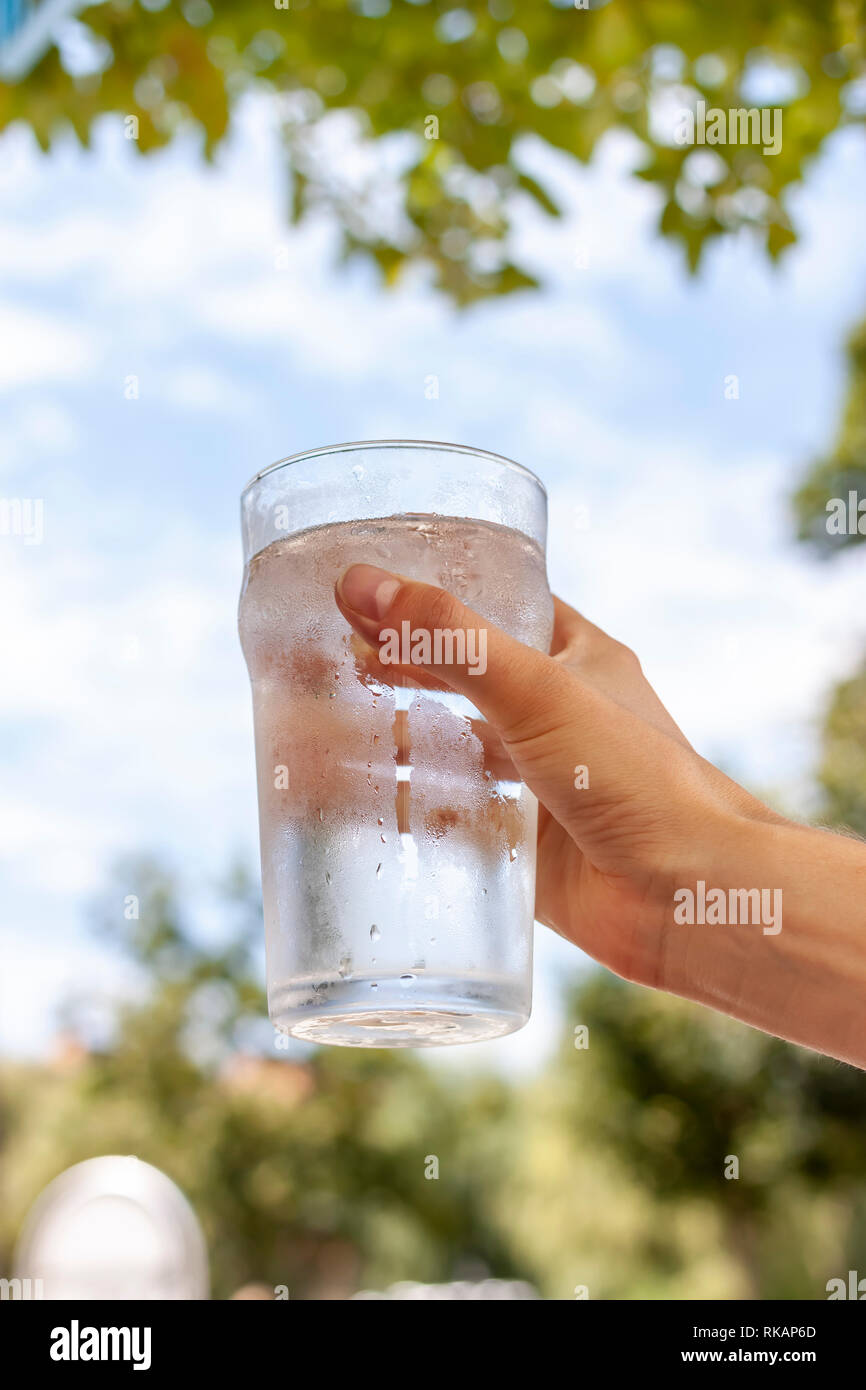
14;1155;209;1300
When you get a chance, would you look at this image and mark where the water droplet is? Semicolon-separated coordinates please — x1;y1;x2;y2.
481;887;488;897
370;982;378;991
377;816;384;826
318;807;324;822
376;863;382;880
429;936;436;944
352;463;365;481
380;833;386;844
369;924;381;942
325;872;331;885
400;973;415;985
328;691;336;699
338;955;351;978
509;847;517;861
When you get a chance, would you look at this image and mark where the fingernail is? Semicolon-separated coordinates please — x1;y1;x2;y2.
337;565;401;621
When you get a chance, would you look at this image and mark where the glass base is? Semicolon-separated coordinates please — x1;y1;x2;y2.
270;974;528;1048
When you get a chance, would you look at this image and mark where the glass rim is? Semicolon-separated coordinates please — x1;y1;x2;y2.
241;438;547;501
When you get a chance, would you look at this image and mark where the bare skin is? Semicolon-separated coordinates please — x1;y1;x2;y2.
335;563;866;1070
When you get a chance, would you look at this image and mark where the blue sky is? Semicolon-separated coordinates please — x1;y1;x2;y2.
1;95;864;1069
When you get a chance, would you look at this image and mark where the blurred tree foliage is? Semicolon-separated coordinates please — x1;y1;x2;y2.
793;319;866;834
3;859;866;1299
1;0;864;302
0;860;522;1298
795;319;866;557
545;974;866;1299
816;662;866;837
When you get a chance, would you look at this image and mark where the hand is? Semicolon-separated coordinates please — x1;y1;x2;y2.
334;563;778;985
335;563;866;1068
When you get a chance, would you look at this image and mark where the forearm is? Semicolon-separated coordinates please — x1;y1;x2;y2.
664;815;866;1068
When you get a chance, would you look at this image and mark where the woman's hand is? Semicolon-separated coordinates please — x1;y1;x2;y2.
335;564;866;1068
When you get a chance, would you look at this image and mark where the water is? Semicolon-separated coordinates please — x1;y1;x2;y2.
239;513;553;1046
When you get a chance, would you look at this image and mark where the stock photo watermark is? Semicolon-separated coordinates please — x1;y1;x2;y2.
675;100;783;156
0;1276;44;1300
50;1322;152;1370
673;881;783;935
826;491;866;536
0;497;44;544
827;1270;866;1299
378;621;488;676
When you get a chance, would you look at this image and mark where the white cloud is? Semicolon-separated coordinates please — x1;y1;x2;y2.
161;364;259;416
0;400;80;472
0;304;98;390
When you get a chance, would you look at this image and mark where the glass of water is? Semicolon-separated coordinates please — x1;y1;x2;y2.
239;440;552;1046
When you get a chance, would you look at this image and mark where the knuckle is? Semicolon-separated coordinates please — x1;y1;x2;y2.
499;672;570;747
614;641;641;670
420;585;464;634
585;636;640;674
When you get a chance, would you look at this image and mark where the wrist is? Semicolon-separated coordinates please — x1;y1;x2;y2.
662;809;866;1067
658;806;793;1005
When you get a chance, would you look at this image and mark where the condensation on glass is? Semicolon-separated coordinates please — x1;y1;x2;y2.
239;440;553;1047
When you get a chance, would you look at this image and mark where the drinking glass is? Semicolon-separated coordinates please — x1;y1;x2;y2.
239;440;552;1046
